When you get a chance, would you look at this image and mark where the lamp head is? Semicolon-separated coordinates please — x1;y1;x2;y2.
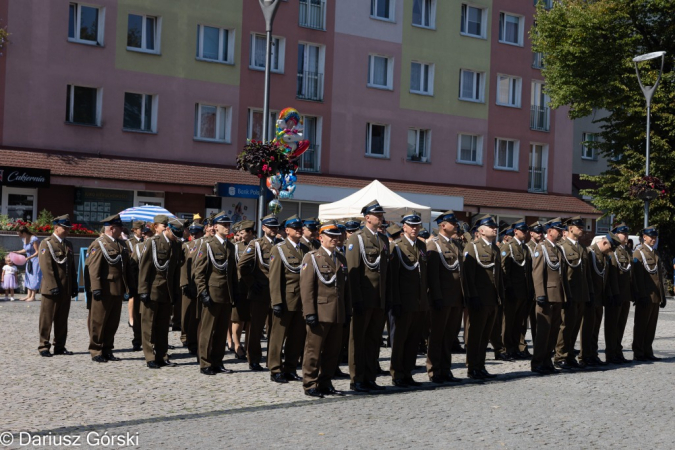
632;51;666;63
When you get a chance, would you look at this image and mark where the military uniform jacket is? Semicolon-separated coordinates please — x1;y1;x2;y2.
501;238;531;300
180;238;204;293
126;235;142;253
587;244;615;307
390;236;429;312
426;235;463;308
301;236;320;251
345;228;390;309
532;239;564;303
237;236;274;301
632;244;665;304
137;234;181;303
300;247;350;323
607;245;633;303
269;239;309;311
38;235;77;295
86;235;132;298
559;238;594;303
193;236;237;304
463;238;502;306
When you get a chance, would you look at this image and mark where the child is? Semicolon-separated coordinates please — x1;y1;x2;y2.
2;255;18;301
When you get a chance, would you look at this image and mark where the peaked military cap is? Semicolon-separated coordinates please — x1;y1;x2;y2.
167;217;184;237
605;231;622;250
319;221;342;236
436;210;458;224
361;200;386;216
544;217;564;231
511;218;528;232
419;228;430;239
472;214;497;229
529;221;545;233
52;214;73;228
261;214;280;227
387;224;402;238
303;217;320;230
641;225;658;237
213;212;233;224
102;214;123;227
153;215;170;226
564;216;585;228
612;222;630;234
131;220;145;230
344;218;361;231
401;211;422;225
284;214;303;229
189;221;205;233
239;220;255;231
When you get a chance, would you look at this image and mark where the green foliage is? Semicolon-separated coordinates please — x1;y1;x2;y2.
35;209;54;227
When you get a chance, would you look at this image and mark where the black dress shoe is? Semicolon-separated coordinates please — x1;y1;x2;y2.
577;359;591;369
467;369;485;380
53;348;73;355
516;351;532;360
592;356;608;366
619;355;631;364
520;348;532;357
333;368;350;378
200;367;217;376
40;350;52;357
350;382;371;393
104;354;121;362
554;361;575;370
91;355;108;363
284;372;302;381
365;380;385;391
392;378;409;387
304;388;324;398
147;361;161;369
405;378;422;387
271;373;288;383
132;345;142;352
430;376;444;384
215;365;234;374
320;386;345;396
646;355;662;361
633;356;650;362
249;363;264;371
451;343;466;354
443;373;462;383
495;352;515;362
567;359;582;369
531;366;549;375
480;368;497;379
159;359;178;367
608;357;624;365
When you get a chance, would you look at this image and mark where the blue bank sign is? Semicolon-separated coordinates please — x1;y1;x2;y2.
215;183;261;199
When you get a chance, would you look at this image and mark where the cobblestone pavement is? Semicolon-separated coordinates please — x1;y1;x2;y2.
1;297;674;449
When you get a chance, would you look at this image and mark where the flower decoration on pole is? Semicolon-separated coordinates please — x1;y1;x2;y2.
629;176;668;201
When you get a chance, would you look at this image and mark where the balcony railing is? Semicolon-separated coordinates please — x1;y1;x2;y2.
297;145;320;173
297;71;324;101
299;0;326;30
530;105;550;131
528;167;547;193
532;52;544;69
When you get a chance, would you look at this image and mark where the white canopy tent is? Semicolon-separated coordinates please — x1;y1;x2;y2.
318;180;432;223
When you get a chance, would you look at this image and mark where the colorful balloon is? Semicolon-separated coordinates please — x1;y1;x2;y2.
274;108;311;160
268;199;283;215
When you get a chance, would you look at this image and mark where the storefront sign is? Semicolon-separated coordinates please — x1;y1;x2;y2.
0;167;50;188
215;183;261;199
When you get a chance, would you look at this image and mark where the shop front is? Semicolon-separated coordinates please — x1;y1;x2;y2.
0;166;50;222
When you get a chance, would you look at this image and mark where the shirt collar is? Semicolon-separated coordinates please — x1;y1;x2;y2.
644;243;653;252
546;238;557;247
404;234;416;247
481;237;492;247
105;234;116;243
265;235;274;244
566;237;578;245
366;226;378;236
514;237;522;245
53;234;63;243
215;234;226;245
321;246;332;257
163;232;170;243
439;233;450;242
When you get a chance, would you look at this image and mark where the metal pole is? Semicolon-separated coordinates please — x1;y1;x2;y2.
644;102;651;229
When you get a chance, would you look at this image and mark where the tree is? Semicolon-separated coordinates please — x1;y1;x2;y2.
532;0;675;257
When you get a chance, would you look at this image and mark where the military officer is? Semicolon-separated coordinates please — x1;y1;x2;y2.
126;221;145;252
554;216;594;370
462;214;502;380
231;220;254;359
344;218;361;239
179;221;204;354
193;212;237;375
418;229;430;242
125;221;145;336
632;226;666;361
300;221;349;398
530;218;565;374
238;214;279;371
521;221;545;355
301;218;321;250
386;223;402;242
425;211;464;384
268;215;309;383
137;215;183;369
37;215;78;357
86;214;133;362
605;223;633;364
345;201;389;393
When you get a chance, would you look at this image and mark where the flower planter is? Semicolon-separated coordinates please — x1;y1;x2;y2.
637;189;660;201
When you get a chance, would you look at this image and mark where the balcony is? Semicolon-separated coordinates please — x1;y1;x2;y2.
532;52;544;69
297;145;320;173
528;167;547;193
299;0;326;30
297;71;324;101
530;105;550;131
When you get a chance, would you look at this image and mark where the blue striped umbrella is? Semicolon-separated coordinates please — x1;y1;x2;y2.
119;205;176;222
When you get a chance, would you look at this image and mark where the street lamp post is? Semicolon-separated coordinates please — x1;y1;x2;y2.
257;0;282;237
632;51;666;229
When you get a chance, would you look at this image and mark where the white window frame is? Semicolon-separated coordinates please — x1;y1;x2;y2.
459;69;484;103
297;42;326;101
247;108;279;141
68;3;105;46
496;74;522;108
366;122;391;158
412;0;436;29
460;4;487;39
370;0;395;22
581;132;598;160
299;0;327;31
249;33;285;73
134;191;165;208
123;92;157;133
194;103;231;143
407;128;431;162
529;143;549;193
457;133;483;165
1;187;38;222
126;13;161;54
498;12;524;46
494;138;520;171
297;115;323;172
196;24;235;65
367;54;394;90
410;61;434;96
66;84;102;126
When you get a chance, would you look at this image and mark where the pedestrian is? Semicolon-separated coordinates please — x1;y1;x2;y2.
2;255;18;301
14;226;42;302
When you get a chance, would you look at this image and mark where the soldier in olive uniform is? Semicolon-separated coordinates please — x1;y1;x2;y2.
632;226;666;361
605;223;633;364
231;220;254;359
37;215;78;357
462;214;502;380
238;214;279;371
268;215;309;383
137;215;183;369
555;216;594;370
389;211;428;387
425;211;463;384
300;221;350;398
301;218;321;250
346;201;389;393
521;221;545;355
530;218;565;374
193;212;238;375
179;221;204;354
126;221;145;335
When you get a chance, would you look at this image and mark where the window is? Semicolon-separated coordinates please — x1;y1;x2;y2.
457;134;483;164
297;116;322;172
366;123;390;157
496;75;521;107
247;109;278;141
413;0;436;28
123;93;156;132
367;55;394;90
531;81;550;131
529;144;548;192
532;52;544;69
299;0;326;30
534;0;554;10
127;14;160;53
410;62;434;95
582;132;598;160
297;43;325;101
68;3;104;45
596;215;612;234
194;104;231;143
494;138;519;170
460;4;486;38
250;33;285;73
371;0;394;21
407;129;430;162
65;85;101;126
499;13;523;46
459;69;484;102
196;25;234;64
